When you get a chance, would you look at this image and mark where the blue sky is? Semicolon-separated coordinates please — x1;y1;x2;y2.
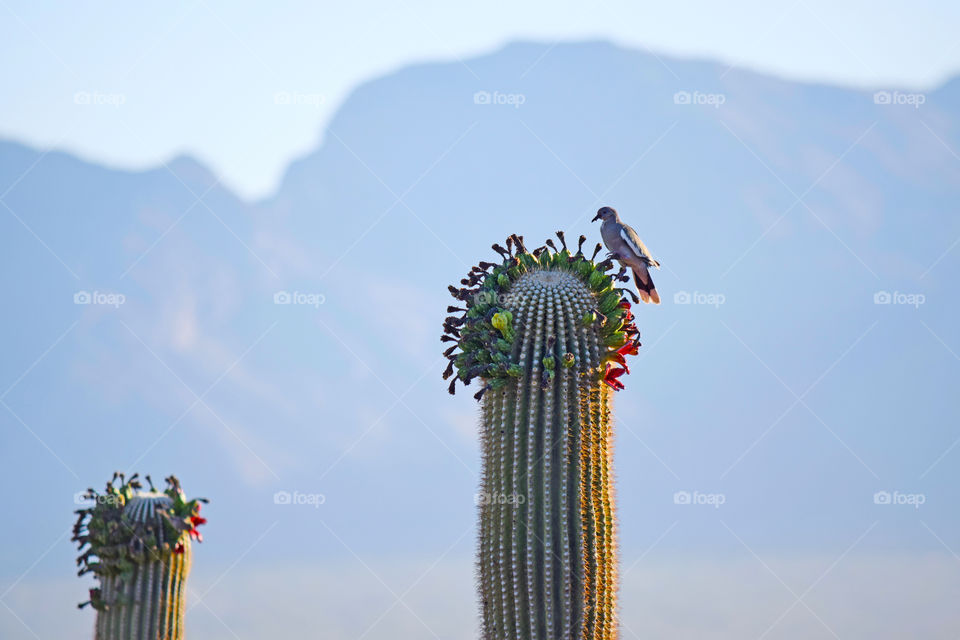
1;0;959;198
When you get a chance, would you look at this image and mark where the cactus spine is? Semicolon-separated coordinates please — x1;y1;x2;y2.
73;473;207;640
443;233;641;640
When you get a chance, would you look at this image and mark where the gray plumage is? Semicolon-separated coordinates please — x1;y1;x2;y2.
591;206;661;304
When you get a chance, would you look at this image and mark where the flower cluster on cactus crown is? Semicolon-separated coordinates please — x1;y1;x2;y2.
442;231;642;400
72;473;207;607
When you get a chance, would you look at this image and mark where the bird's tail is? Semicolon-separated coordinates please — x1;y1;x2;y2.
632;267;660;304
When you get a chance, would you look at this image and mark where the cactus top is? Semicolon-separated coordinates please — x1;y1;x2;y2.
442;232;642;399
72;473;207;609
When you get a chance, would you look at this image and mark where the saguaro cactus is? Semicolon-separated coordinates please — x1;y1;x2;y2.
72;473;207;640
443;233;641;640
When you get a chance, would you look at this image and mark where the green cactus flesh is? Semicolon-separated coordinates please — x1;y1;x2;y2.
443;233;642;640
93;537;191;640
72;473;207;640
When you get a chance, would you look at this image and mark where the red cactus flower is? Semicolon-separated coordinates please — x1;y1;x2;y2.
186;520;204;542
604;352;630;374
603;366;627;391
186;504;206;541
173;506;206;548
617;339;640;358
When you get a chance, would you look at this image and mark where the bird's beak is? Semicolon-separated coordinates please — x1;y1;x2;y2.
591;213;601;222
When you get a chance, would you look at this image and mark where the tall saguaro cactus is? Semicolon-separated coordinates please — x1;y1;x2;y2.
443;233;641;640
72;473;207;640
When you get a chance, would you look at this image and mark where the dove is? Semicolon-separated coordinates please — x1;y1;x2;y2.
592;206;661;304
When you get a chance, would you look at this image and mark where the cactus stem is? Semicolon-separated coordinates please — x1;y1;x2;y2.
445;234;641;639
74;474;206;640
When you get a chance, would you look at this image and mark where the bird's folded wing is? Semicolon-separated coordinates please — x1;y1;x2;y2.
620;226;655;264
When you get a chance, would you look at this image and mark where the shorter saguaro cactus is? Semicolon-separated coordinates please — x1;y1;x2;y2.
72;473;207;640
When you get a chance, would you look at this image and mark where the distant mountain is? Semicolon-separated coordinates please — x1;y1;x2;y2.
3;41;960;638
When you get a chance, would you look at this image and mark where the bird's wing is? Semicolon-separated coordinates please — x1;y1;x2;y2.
619;224;659;267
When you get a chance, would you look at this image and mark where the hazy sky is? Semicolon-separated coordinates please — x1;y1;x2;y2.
2;0;959;198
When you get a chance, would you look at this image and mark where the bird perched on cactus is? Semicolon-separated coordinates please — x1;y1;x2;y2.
72;472;207;640
442;231;642;640
592;206;661;304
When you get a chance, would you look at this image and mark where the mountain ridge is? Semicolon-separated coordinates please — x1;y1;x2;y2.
4;40;959;204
